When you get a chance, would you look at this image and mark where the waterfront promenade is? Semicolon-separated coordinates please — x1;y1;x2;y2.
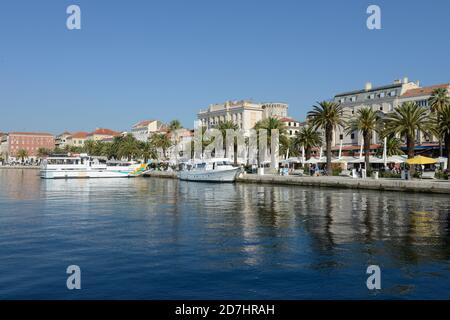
144;171;450;194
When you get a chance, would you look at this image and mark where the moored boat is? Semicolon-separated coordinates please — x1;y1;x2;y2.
40;155;148;179
178;158;241;182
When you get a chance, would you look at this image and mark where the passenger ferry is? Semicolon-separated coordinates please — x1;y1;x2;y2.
178;158;241;182
40;155;148;179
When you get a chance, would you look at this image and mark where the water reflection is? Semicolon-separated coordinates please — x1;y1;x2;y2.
0;169;449;298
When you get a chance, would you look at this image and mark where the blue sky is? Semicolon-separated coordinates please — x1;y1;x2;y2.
1;0;450;134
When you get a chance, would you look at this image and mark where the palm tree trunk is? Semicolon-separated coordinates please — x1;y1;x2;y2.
406;134;415;175
364;131;371;173
305;147;311;161
326;127;332;175
445;134;450;173
234;142;238;166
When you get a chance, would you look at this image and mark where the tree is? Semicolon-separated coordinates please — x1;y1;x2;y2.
217;120;239;164
37;148;51;158
307;101;345;175
429;87;450;113
16;149;28;163
384;102;431;172
140;141;157;163
429;87;450;156
83;140;96;155
380;135;404;157
432;104;450;170
254;117;289;168
149;133;173;159
118;135;140;161
168;120;182;132
346;107;382;171
292;125;323;160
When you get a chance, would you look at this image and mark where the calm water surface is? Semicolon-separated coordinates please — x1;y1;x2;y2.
0;169;449;299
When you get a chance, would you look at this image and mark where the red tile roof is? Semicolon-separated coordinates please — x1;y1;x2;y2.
401;83;450;98
69;131;89;139
133;120;155;128
9;132;54;137
88;128;121;136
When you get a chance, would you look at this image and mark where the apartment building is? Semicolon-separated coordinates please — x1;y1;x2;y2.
131;120;164;142
197;100;288;132
6;132;55;158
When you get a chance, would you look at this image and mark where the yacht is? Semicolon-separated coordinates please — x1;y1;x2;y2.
40;155;148;179
178;158;241;182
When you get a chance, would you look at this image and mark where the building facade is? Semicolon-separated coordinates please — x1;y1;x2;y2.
131;120;164;142
87;128;121;141
66;132;89;147
197;100;288;132
6;132;55;158
280;117;305;138
55;132;72;148
332;77;420;147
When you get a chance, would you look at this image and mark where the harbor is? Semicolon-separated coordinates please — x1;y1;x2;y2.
0;169;449;299
141;170;450;194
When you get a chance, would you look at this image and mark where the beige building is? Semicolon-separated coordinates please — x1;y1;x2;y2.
131;120;164;142
280;117;305;138
66;132;89;147
332;77;420;147
197;100;288;132
55;132;72;148
329;78;449;153
87;128;121;141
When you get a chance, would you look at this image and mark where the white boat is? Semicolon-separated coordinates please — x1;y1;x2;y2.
178;158;241;182
40;155;148;179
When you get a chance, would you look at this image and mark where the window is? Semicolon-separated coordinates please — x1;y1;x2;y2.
350;96;356;102
389;91;396;97
379;92;385;98
379;106;383;111
368;94;375;100
339;134;343;140
351;133;355;139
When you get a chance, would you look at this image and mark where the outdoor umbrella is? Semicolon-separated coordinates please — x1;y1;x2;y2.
406;156;437;165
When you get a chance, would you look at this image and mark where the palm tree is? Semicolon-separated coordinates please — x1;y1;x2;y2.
140;141;157;163
292;125;323;160
380;135;404;157
432;104;450;170
384;102;431;172
83;140;96;155
346;107;382;171
149;133;173;159
16;149;28;163
429;87;450;156
254;117;289;168
429;87;449;113
168;120;182;132
217;120;239;164
118;135;140;161
37;148;51;158
307;101;345;175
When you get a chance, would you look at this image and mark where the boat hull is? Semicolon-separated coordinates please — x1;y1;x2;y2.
40;169;132;179
178;167;240;182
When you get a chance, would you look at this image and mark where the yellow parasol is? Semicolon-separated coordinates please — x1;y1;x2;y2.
405;156;437;165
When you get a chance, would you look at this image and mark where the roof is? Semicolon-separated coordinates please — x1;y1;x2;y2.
335;83;403;98
132;120;156;128
69;131;89;139
88;128;121;136
401;83;450;98
280;117;297;122
9;132;54;137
